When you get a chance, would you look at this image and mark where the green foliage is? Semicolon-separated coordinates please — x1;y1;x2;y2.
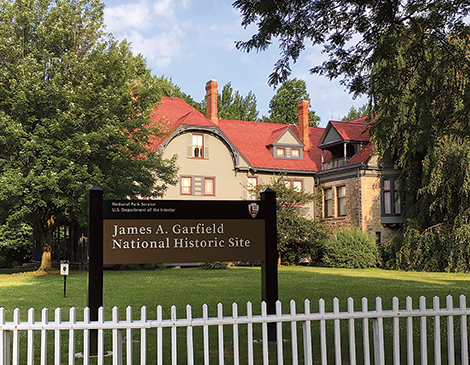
234;0;469;94
246;175;328;265
0;0;178;270
341;105;370;121
277;211;329;265
234;0;470;272
0;223;33;268
382;214;470;272
199;262;228;270
322;228;379;269
266;78;320;126
116;263;166;270
155;77;202;111
201;82;259;121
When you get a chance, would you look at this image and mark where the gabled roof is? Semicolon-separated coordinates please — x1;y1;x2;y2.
148;96;374;172
348;143;372;165
265;126;303;147
218;120;323;171
148;97;217;150
148;97;324;172
318;116;373;166
318;116;371;147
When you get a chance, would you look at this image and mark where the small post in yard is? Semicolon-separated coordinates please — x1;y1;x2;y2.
60;261;69;298
260;188;278;341
88;186;104;356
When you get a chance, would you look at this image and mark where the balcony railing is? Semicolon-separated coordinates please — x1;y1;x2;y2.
321;157;351;170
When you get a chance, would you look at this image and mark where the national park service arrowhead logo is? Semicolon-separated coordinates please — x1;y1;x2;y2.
248;203;259;218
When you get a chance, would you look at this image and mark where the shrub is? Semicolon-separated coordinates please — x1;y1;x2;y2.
322;228;379;269
277;213;330;265
0;223;33;268
116;263;166;270
381;221;470;272
200;262;228;270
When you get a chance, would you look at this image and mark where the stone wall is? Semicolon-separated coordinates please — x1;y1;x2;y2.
317;170;399;243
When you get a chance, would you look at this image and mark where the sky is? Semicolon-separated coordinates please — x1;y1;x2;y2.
102;0;367;127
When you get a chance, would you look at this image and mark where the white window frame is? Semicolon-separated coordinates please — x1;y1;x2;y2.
204;177;215;196
181;176;192;195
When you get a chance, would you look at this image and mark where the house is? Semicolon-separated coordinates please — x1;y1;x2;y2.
149;80;401;243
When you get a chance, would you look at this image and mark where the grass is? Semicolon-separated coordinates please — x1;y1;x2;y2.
1;266;468;314
0;266;469;363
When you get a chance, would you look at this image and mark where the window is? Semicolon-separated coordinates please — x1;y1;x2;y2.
394;179;401;215
204;178;215;196
292;180;303;193
382;177;401;216
291;149;300;158
276;148;285;157
180;176;215;196
383;179;392;215
181;177;192;195
337;186;347;216
284;179;303;192
247;176;258;200
192;134;204;158
324;188;333;218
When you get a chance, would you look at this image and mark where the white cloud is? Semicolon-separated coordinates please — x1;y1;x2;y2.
104;1;152;32
104;0;189;69
125;31;181;68
180;0;191;9
153;0;173;17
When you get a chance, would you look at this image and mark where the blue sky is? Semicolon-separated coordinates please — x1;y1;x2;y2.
102;0;367;127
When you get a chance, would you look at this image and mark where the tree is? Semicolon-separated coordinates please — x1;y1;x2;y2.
369;27;470;271
201;82;259;121
234;0;470;271
266;78;320;126
0;0;178;271
246;176;329;265
233;0;469;92
341;105;369;121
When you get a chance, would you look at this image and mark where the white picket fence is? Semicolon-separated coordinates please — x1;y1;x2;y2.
0;295;469;364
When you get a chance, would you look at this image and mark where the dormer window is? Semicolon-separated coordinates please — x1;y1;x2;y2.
268;127;304;160
273;146;302;159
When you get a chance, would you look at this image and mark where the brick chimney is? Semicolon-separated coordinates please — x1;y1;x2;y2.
298;100;310;150
205;80;218;125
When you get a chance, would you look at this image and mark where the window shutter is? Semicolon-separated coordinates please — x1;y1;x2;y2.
204;134;210;159
187;134;193;158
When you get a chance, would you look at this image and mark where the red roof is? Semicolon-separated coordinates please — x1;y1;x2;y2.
348;143;372;165
218;120;323;171
329;120;370;142
148;96;372;171
148;97;217;150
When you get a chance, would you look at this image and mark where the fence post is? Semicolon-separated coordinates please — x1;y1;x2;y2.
0;332;10;365
88;186;104;355
0;307;10;365
260;188;278;341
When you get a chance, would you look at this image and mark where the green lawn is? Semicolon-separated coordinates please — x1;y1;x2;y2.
0;266;468;363
1;266;468;315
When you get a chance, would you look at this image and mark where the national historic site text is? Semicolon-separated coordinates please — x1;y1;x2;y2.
103;219;265;264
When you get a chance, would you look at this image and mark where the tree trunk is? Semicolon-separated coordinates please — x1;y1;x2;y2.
37;217;55;272
39;250;52;272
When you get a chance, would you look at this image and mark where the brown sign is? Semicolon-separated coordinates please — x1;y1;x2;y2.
103;219;265;264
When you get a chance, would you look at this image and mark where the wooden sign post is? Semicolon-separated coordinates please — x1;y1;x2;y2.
88;187;278;352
